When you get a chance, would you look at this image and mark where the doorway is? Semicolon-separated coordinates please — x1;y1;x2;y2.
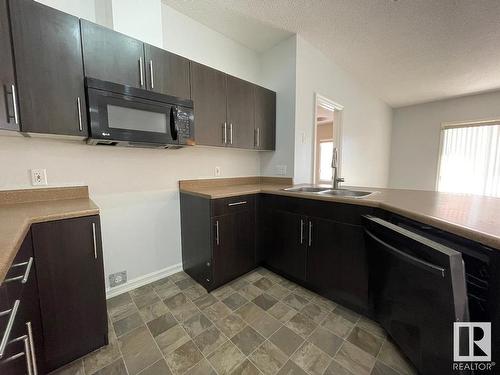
313;94;343;185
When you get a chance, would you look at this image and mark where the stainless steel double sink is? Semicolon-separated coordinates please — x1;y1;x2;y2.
282;186;375;198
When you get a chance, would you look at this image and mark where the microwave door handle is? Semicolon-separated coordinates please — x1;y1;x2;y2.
365;229;446;278
170;107;178;141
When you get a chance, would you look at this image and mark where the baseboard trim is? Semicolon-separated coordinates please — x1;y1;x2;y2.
106;263;183;299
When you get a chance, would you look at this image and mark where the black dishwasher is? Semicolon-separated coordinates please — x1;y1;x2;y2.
363;215;469;375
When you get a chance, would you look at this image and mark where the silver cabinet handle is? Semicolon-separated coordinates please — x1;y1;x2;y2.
228;201;247;207
229;123;233;144
25;335;33;375
149;60;154;89
256;128;260;148
0;300;20;359
4;257;33;284
92;222;97;259
11;84;19;125
300;219;304;244
308;221;313;247
139;57;144;87
77;97;83;131
26;322;37;375
223;122;227;144
215;220;220;245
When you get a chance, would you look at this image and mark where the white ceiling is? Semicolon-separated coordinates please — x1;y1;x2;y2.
163;0;500;107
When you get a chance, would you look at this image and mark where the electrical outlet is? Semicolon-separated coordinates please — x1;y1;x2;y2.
276;165;287;176
109;271;127;287
31;169;47;186
214;166;221;177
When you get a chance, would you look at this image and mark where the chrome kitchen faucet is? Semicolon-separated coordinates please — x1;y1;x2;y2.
332;147;345;189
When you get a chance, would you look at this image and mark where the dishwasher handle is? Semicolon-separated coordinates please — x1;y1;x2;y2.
365;229;446;278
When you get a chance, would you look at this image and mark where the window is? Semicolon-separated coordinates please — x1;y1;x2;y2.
319;140;334;182
437;122;500;197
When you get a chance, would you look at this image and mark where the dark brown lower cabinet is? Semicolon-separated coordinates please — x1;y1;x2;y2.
264;209;307;282
212;209;255;286
307;217;368;312
181;193;256;291
31;215;107;371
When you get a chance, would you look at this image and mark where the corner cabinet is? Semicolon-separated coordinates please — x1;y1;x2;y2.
31;215;107;371
0;214;107;374
180;193;256;291
8;0;88;136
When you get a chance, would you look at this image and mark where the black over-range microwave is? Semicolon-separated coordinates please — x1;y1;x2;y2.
85;78;194;149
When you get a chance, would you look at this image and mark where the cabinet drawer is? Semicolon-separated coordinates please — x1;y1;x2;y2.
2;232;34;303
211;195;256;216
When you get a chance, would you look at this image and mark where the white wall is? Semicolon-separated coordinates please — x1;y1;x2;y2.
389;90;500;190
259;36;297;177
0;134;259;286
35;0;96;21
11;0;263;292
294;36;392;187
112;0;163;47
161;4;261;84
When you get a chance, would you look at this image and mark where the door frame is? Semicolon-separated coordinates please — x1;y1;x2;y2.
312;93;344;185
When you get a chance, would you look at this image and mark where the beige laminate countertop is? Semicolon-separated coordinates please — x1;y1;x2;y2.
179;177;500;250
0;186;99;283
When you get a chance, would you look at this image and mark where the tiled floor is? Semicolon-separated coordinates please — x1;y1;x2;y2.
51;268;417;375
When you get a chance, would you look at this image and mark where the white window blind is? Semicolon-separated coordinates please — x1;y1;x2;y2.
437;122;500;197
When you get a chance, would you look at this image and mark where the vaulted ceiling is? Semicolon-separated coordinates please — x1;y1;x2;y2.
163;0;500;107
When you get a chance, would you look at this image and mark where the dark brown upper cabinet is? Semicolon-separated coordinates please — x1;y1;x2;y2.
32;215;107;371
81;20;146;89
191;62;276;150
254;85;276;150
190;62;227;147
0;0;18;131
226;75;255;149
144;44;190;99
8;0;87;136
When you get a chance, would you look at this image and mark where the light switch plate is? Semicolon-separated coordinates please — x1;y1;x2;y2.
31;169;47;186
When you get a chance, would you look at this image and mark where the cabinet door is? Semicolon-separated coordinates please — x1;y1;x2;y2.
0;0;18;131
9;0;87;136
144;44;190;98
32;215;107;371
190;62;227;147
227;75;255;149
254;85;276;150
81;20;145;89
213;211;255;286
265;210;307;282
307;217;368;312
